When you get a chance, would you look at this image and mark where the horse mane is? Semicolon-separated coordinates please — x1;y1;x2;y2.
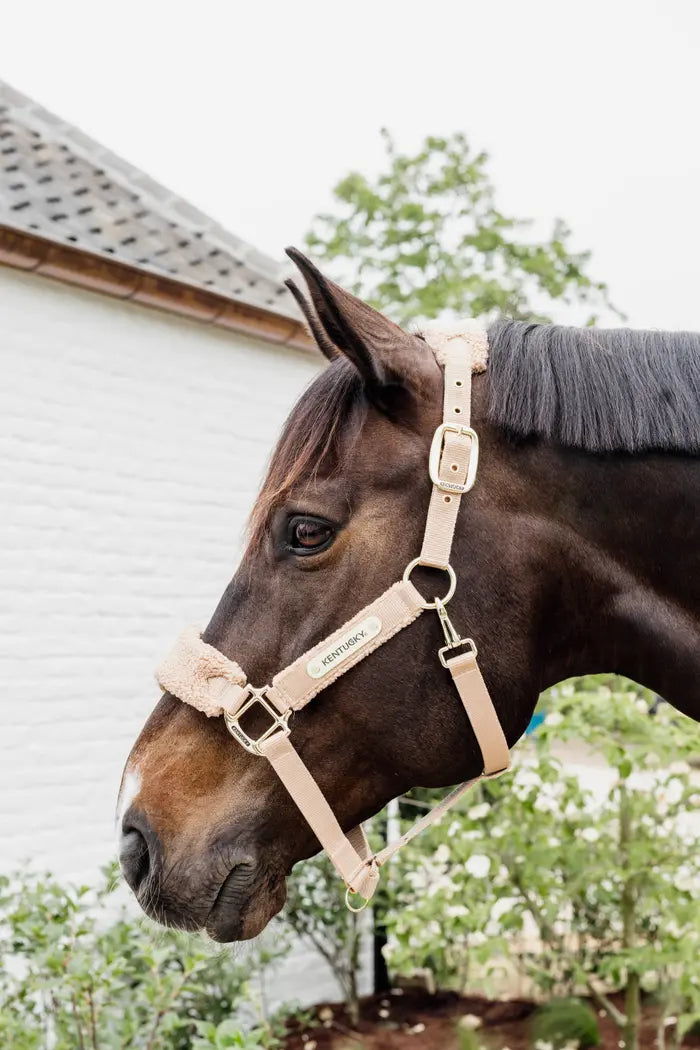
249;319;700;548
487;320;700;454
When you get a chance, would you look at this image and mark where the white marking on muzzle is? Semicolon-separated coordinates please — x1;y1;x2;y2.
115;767;142;838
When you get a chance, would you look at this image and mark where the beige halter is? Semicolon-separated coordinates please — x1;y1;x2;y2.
157;328;511;910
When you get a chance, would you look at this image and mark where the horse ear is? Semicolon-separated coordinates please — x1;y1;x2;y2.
284;278;339;363
285;248;438;411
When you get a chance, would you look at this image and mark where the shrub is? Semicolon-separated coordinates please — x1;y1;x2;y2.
531;997;600;1050
382;676;700;1050
0;865;288;1049
283;852;367;1024
191;1019;276;1048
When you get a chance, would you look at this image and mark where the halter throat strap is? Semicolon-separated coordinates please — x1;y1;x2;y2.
156;326;511;908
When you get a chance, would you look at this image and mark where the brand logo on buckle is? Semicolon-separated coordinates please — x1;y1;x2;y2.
306;616;382;679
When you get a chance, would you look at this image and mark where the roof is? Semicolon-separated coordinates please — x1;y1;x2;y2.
0;80;312;351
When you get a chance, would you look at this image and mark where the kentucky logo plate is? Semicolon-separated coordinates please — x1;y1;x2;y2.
306;616;382;679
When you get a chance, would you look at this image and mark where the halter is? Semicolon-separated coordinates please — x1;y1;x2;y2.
157;327;511;910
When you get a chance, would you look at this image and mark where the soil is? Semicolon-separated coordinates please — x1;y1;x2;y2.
283;990;700;1050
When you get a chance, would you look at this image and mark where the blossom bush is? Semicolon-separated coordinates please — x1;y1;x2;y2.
3;679;698;1048
0;866;288;1050
383;676;700;1050
284;849;367;1024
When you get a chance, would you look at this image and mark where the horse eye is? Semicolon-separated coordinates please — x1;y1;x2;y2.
286;515;335;556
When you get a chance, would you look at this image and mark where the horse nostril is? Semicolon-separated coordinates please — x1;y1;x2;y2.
119;825;151;892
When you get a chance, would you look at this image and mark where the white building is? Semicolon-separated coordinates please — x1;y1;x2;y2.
0;80;370;1004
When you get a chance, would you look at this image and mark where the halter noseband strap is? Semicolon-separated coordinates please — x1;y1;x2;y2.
156;327;511;909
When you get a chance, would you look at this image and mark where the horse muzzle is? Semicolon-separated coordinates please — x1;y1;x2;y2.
118;808;285;940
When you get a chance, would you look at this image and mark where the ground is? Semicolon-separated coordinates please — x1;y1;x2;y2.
284;991;700;1050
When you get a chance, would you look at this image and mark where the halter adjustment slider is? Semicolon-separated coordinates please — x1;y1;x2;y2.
223;685;290;755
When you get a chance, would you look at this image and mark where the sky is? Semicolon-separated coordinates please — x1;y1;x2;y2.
2;0;700;329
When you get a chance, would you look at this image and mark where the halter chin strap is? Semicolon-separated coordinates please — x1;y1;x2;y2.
157;326;511;909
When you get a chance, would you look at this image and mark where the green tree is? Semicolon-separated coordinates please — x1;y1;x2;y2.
382;678;700;1050
305;128;620;325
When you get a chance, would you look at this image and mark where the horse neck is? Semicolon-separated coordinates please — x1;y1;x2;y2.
451;435;700;732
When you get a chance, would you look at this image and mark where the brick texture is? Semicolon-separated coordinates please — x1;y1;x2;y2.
0;266;371;1003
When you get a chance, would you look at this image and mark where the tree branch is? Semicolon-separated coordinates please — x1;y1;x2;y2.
586;978;627;1029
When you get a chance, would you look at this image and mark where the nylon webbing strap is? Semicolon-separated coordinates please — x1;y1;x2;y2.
269;579;425;713
420;333;484;569
445;649;509;775
259;732;379;898
259;643;509;894
158;582;424;719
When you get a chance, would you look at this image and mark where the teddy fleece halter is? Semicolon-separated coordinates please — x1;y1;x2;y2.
156;325;511;910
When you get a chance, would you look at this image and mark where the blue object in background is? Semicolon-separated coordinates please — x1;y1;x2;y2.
526;710;546;735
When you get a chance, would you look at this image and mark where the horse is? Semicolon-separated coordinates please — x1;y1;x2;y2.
117;249;700;942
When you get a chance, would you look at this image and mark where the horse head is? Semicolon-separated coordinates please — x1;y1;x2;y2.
117;251;700;940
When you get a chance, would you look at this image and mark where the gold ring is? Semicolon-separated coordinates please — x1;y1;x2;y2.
402;559;457;610
345;886;371;913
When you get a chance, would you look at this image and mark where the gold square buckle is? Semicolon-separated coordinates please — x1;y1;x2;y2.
428;422;479;494
223;686;290;755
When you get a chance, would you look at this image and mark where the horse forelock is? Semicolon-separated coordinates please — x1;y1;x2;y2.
247;358;367;551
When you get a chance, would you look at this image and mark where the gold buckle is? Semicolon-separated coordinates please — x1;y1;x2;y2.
428;422;479;494
223;686;290;756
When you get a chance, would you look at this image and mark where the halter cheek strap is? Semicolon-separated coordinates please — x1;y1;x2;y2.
156;327;511;909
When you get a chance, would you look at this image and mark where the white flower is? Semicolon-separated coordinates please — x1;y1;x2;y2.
545;711;564;727
458;1014;483;1030
535;792;559;814
669;760;690;775
448;820;462;837
515;768;541;789
468;802;490;821
580;826;600;843
434;843;451;864
470;931;487;946
465;853;491;878
446;904;469;918
491;897;515;921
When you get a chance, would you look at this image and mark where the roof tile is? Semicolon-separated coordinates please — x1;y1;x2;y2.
0;80;299;320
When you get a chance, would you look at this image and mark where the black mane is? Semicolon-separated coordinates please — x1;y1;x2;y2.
487;320;700;454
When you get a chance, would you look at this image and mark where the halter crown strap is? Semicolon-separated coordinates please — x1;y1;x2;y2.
156;324;511;908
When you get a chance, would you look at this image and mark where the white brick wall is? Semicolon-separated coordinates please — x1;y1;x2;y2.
0;266;371;1004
